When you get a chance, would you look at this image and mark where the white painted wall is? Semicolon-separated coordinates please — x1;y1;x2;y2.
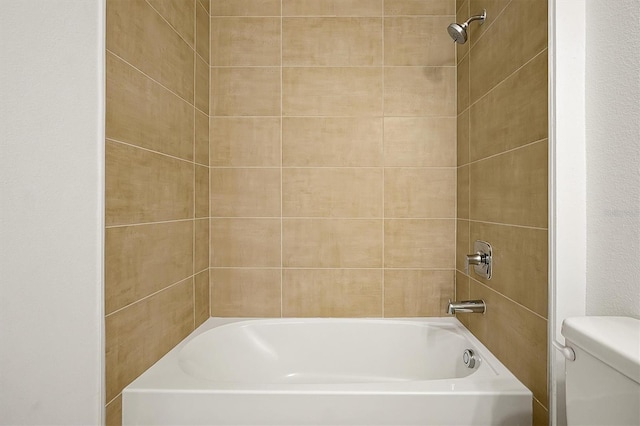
0;1;104;424
549;1;587;424
585;0;640;318
551;1;640;424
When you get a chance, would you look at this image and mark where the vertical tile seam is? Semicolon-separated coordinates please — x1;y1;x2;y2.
192;0;197;330
454;0;459;302
280;0;284;318
381;0;385;318
208;0;212;320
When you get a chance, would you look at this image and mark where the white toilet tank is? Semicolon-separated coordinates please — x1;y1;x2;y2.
562;316;640;426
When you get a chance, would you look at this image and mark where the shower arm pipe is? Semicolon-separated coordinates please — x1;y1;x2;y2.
465;10;487;26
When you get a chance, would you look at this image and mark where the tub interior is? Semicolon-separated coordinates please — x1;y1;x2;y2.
178;320;480;384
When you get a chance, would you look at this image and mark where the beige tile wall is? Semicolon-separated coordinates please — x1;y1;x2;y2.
455;0;549;424
209;0;457;318
104;0;210;424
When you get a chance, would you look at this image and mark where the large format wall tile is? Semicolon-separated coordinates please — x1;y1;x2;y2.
106;141;194;226
195;270;210;327
195;165;209;218
384;17;454;66
385;67;456;116
105;221;193;314
468;0;512;47
211;219;281;267
283;18;382;66
107;0;194;102
147;0;195;48
283;219;382;267
211;67;281;116
198;0;209;15
106;53;193;161
211;18;281;66
470;221;548;317
457;165;469;219
212;0;281;16
106;395;121;426
106;0;208;421
282;269;382;317
468;280;548;405
195;110;209;165
469;0;548;103
211;269;281;316
458;0;549;417
469;140;548;228
385;0;454;15
210;117;281;166
384;219;455;268
383;118;456;167
196;3;209;61
455;0;469;62
209;0;457;325
457;108;470;166
384;270;454;316
283;168;382;217
384;168;456;218
105;278;193;402
210;168;281;217
283;118;383;166
457;53;470;114
455;271;471;329
470;51;548;162
283;0;382;16
194;218;209;273
195;56;209;114
456;219;470;273
283;67;383;116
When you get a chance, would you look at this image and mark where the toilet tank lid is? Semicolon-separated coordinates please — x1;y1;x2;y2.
562;316;640;384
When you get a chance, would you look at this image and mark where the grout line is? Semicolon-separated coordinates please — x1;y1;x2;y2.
381;0;385;318
469;0;513;49
106;217;196;229
106;275;197;318
106;50;196;109
467;219;548;231
211;166;458;169
533;396;549;412
468;47;548;109
211;65;456;68
280;0;284;318
210;267;457;271
192;0;197;331
465;137;548;166
106;393;120;409
211;15;456;18
106;137;195;165
469;275;548;322
144;0;195;49
207;1;212;320
210;217;458;220
210;115;457;118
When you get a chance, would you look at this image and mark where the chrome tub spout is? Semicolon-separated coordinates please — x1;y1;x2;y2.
447;300;486;315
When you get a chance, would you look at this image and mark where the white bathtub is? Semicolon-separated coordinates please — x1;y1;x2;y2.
123;317;531;426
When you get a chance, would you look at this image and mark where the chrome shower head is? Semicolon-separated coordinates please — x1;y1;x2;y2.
447;9;487;44
447;22;469;44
